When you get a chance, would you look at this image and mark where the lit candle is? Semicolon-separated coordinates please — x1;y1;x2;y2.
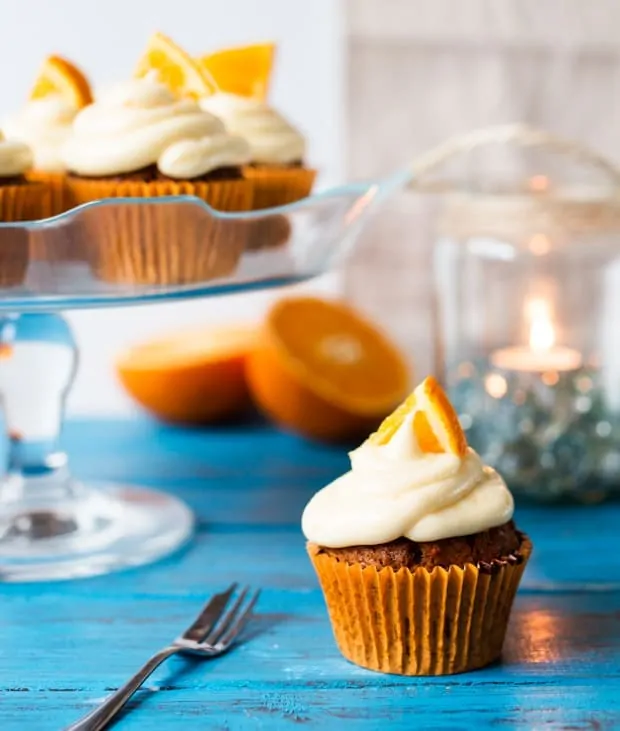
491;298;582;373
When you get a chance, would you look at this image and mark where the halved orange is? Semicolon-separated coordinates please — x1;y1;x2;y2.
199;42;276;100
370;375;468;456
29;55;92;108
117;325;256;425
135;32;217;99
246;297;410;442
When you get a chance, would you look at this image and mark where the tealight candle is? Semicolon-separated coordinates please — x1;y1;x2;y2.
491;298;582;373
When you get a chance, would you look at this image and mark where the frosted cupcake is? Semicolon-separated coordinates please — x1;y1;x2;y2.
0;132;49;220
61;75;254;284
0;133;49;285
4;95;77;174
303;376;532;676
4;55;93;215
200;92;316;209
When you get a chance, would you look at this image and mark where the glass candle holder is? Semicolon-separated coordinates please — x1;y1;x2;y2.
425;126;620;502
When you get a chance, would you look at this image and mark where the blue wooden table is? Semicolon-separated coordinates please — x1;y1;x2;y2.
1;418;619;730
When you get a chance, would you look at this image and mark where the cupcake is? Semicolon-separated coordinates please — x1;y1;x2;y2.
61;75;254;284
199;92;316;209
4;55;93;215
302;376;532;676
0;133;49;286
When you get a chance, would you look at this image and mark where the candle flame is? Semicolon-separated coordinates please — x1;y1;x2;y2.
527;298;555;351
529;175;550;193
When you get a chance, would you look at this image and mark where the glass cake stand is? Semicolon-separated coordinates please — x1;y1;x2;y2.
0;173;407;581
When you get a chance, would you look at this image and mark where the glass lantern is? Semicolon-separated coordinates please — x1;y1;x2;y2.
427;125;620;502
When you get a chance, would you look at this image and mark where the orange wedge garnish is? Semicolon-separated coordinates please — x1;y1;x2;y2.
199;42;276;100
370;376;467;456
117;325;256;424
135;32;217;99
246;297;410;442
29;55;92;108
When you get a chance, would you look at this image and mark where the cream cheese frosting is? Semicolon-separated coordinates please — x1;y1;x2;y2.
0;131;33;177
62;77;251;177
199;92;305;165
302;411;514;547
4;95;77;172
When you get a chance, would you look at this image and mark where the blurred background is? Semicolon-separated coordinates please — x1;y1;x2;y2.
3;0;620;416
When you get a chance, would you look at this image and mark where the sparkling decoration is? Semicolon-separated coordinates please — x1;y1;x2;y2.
448;359;620;502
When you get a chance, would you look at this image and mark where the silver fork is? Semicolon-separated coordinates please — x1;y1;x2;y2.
65;583;259;731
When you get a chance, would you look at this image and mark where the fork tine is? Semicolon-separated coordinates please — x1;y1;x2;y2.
216;589;261;650
181;583;238;642
205;585;250;646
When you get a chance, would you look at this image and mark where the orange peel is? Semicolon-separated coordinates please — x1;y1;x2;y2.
199;42;275;100
30;55;92;108
135;32;217;98
370;375;467;456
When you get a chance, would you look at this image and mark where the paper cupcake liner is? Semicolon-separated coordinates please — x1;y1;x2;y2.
308;536;532;676
246;214;293;251
26;172;81;264
0;182;50;222
64;177;253;285
243;166;316;210
26;171;71;216
0;184;51;287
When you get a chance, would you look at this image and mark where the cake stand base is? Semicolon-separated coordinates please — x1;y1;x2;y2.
0;478;193;581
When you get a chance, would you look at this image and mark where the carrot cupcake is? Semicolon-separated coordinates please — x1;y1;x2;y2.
4;55;92;215
302;376;531;676
0;133;49;285
199;92;316;209
61;74;254;284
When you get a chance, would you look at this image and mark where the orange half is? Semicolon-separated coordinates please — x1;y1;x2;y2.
246;296;410;441
117;325;256;424
199;42;276;100
370;375;467;456
29;55;92;108
135;32;218;99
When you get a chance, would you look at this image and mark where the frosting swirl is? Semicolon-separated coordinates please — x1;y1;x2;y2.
0;131;33;177
3;95;77;172
62;77;251;177
199;92;305;164
302;412;514;547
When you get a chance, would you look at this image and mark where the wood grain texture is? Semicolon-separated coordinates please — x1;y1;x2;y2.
0;418;618;730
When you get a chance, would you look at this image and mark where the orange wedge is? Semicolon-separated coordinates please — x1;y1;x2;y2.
246;297;410;442
135;32;217;99
199;42;276;100
117;325;256;425
29;55;92;108
370;376;468;456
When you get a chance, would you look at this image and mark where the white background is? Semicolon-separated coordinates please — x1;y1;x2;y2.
1;0;345;414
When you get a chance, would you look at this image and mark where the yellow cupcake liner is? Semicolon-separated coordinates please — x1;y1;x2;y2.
243;166;316;210
0;183;51;287
246;213;292;251
26;171;71;216
308;536;532;676
0;182;50;223
63;178;254;285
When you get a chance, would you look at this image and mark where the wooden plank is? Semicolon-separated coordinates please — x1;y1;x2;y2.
1;592;619;729
54;420;620;590
4;684;620;731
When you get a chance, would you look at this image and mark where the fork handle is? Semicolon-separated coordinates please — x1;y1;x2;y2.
64;645;179;731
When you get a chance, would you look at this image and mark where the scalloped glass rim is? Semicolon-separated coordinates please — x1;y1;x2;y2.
1;178;400;229
0;170;411;311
